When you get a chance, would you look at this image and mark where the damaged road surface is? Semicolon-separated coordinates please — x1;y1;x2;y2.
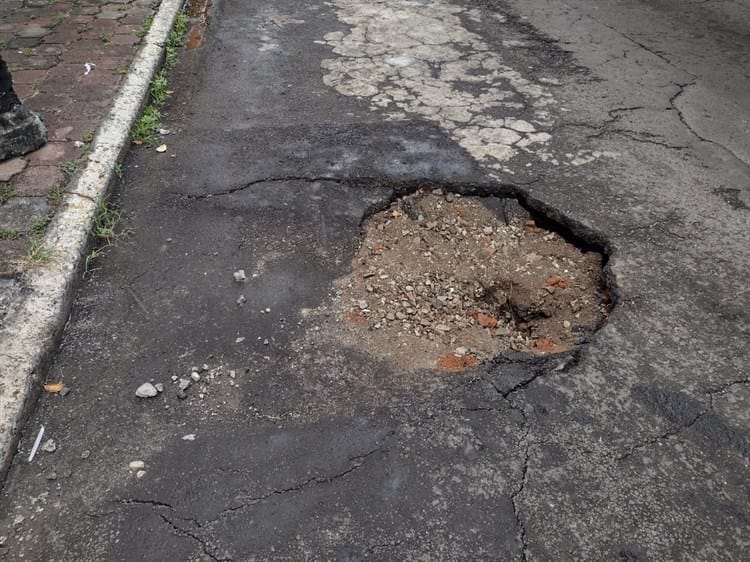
2;0;749;560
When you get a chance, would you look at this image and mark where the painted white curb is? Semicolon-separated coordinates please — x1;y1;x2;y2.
0;0;185;475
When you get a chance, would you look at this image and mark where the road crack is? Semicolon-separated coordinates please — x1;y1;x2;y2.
213;432;396;521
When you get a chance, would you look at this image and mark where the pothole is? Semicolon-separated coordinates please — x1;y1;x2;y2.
319;187;613;372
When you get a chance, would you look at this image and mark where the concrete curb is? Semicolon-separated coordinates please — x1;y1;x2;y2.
0;0;185;477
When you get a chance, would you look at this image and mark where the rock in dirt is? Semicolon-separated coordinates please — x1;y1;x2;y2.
135;382;158;398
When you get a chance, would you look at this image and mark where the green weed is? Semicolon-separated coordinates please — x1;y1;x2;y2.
131;105;161;144
137;13;155;39
0;184;16;206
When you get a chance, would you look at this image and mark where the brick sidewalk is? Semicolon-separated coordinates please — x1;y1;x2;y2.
0;0;159;275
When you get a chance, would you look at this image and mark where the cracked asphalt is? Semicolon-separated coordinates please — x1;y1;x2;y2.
1;0;749;559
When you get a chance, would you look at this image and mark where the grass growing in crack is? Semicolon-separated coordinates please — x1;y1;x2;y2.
114;163;124;180
0;184;16;205
26;241;53;264
84;198;127;276
149;70;169;106
131;105;162;144
0;230;21;241
59;159;80;179
130;10;187;145
29;212;54;239
137;12;155;39
47;184;66;206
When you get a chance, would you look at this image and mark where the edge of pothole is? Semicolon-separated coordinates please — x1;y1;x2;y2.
0;0;187;481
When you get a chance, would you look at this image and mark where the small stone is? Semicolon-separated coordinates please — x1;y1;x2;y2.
563;320;571;329
454;346;468;356
81;450;91;459
357;300;368;310
46;472;57;481
177;390;188;400
136;470;146;479
263;339;269;345
171;375;178;381
182;434;196;441
264;308;271;313
435;324;451;332
13;515;24;526
190;372;201;382
445;193;455;203
155;383;164;393
229;370;236;378
178;378;191;391
136;382;158;398
59;387;71;397
41;439;56;453
129;460;145;470
202;364;209;372
233;270;247;282
237;294;247;305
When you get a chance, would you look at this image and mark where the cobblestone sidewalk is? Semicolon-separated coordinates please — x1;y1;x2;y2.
0;0;159;279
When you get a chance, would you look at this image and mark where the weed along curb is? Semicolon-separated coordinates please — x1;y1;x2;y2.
0;0;187;478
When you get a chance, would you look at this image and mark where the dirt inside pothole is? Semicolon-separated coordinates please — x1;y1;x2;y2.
315;188;612;372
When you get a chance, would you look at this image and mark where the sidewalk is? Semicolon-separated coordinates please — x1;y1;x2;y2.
0;0;157;287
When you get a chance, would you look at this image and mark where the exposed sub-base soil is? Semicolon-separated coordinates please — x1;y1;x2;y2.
313;189;611;372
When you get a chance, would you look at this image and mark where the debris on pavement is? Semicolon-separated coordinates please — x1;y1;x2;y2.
42;382;64;393
135;383;158;398
233;269;247;282
40;439;57;454
27;426;45;462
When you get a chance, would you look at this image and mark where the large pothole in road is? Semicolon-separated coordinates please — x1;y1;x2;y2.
314;188;613;372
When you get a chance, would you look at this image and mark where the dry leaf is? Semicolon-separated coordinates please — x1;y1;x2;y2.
43;382;64;393
155;144;168;153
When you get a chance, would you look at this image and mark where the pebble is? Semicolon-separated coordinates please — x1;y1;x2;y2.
81;450;91;459
171;375;178;381
128;460;145;470
233;269;247;282
178;378;191;391
190;372;201;382
135;382;158;398
237;294;247;305
41;439;57;453
563;320;571;329
154;383;164;393
445;193;455;202
46;473;57;481
59;387;71;397
136;470;146;479
182;434;196;441
177;390;187;400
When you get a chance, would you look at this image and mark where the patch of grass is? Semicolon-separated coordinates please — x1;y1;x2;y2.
29;212;53;239
0;230;21;241
130;10;187;145
149;70;168;105
100;33;112;43
164;11;188;70
47;184;66;206
131;105;161;144
137;13;155;39
114;163;124;180
26;240;52;264
56;11;69;25
0;184;17;206
84;198;127;276
59;159;80;179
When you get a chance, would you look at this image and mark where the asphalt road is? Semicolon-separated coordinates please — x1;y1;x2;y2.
1;0;748;559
